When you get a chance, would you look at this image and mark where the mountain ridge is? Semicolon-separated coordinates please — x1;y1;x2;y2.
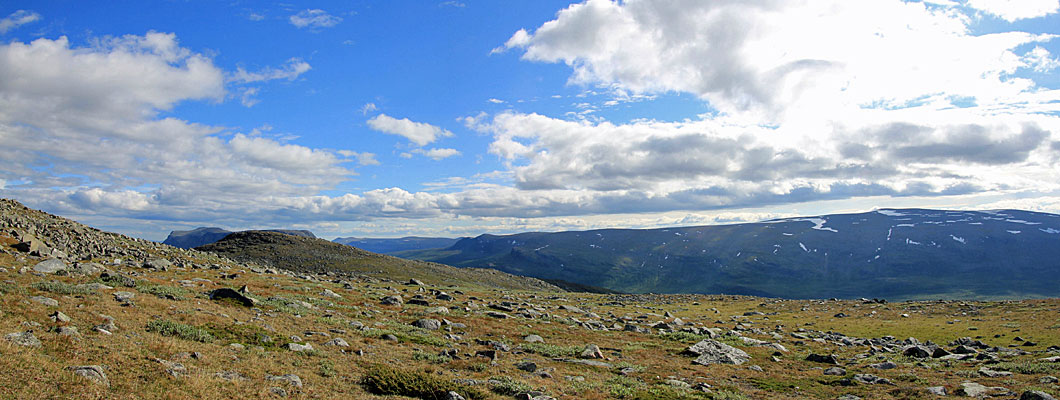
162;227;316;249
396;208;1060;300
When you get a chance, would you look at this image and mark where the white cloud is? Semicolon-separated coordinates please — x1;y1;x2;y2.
289;9;342;29
367;114;453;146
247;13;265;21
0;10;40;34
487;98;505;104
503;0;1056;124
360;102;378;115
230;58;311;83
413;148;462;160
1024;46;1060;72
966;0;1060;22
338;150;381;166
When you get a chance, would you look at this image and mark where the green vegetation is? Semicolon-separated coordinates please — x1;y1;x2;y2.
203;322;276;349
519;342;582;357
146;319;214;343
360;364;489;400
137;283;191;300
489;376;533;396
32;281;95;295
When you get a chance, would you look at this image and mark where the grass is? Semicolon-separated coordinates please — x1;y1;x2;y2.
412;351;452;364
203;322;277;349
31;280;96;295
146;319;215;343
0;282;24;295
137;283;192;300
489;376;533;396
360;364;490;400
519;342;582;357
357;324;449;347
991;361;1060;375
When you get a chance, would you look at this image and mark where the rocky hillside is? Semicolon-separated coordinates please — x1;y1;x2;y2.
398;208;1060;300
1;198;1059;399
163;227;317;249
196;230;557;292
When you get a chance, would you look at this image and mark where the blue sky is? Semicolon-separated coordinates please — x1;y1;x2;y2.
1;0;1060;240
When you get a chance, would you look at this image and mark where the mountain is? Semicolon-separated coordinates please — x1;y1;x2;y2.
332;236;461;254
162;227;316;249
397;208;1060;300
196;230;557;291
5;198;1060;399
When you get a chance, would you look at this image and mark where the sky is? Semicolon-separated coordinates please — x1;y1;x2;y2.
1;0;1060;241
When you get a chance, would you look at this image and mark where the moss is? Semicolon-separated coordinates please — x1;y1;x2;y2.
360;364;490;400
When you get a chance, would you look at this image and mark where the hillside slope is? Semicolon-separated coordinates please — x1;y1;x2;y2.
399;209;1060;300
332;236;461;254
197;230;557;292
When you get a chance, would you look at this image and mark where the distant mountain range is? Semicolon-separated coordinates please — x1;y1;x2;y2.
331;236;461;254
162;227;316;249
393;209;1060;300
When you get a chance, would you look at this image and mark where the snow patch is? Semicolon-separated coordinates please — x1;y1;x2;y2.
950;235;965;244
1007;230;1021;234
876;209;908;217
782;233;793;236
1006;219;1042;225
799;243;809;252
906;238;921;245
1041;228;1060;234
896;223;915;227
788;218;839;232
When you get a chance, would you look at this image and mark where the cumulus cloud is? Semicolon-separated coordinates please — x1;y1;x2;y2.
501;0;1057;123
289;9;342;29
366;114;453;146
0;10;40;34
0;33;356;221
966;0;1060;22
338;150;381;166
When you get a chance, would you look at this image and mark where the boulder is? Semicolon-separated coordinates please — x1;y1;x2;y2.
208;288;257;307
1021;391;1057;400
685;339;750;366
412;319;441;330
33;259;68;274
5;331;41;347
69;365;109;387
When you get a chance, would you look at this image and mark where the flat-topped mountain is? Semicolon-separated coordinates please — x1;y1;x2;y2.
398;208;1060;300
162;227;316;249
196;230;557;291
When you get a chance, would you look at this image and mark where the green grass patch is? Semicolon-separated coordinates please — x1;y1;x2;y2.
203;322;276;349
357;324;448;347
489;376;533;396
991;361;1060;375
658;331;715;343
137;284;191;300
519;342;582;358
318;359;335;377
0;282;25;295
360;364;489;400
146;319;214;343
98;274;137;288
32;281;95;295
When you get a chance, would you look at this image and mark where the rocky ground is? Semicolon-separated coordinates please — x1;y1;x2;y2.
0;198;1058;399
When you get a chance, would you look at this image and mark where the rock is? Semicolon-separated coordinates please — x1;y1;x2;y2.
113;291;135;302
685;339;751;366
485;311;510;319
956;382;1012;397
852;374;893;385
446;391;466;400
870;361;898;370
516;361;538;372
286;343;313;352
321;289;342;298
412;319;441;330
425;306;449;315
1021;391;1057;400
524;334;544;343
50;311;71;323
408;299;430;306
208;288;257;307
436;292;454;301
33;259;69;274
903;345;932;358
557;358;612;368
323;338;349;347
380;334;398;341
805;353;839;365
1040;376;1058;384
380;295;403;306
214;370;249;382
143;258;172;270
978;367;1013;378
837;396;861;400
476;350;498;360
29;296;59;307
56;326;81;340
823;367;846;376
69;365;109;387
270;387;288;397
266;374;303;388
408;278;425;285
580;344;604;359
151;358;186;377
71;262;105;275
5;331;41;347
926;386;947;396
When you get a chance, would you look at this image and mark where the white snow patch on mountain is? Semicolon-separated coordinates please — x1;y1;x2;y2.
1006;219;1042;225
1007;230;1021;234
1041;228;1060;234
951;235;966;244
799;243;809;252
876;210;908;217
